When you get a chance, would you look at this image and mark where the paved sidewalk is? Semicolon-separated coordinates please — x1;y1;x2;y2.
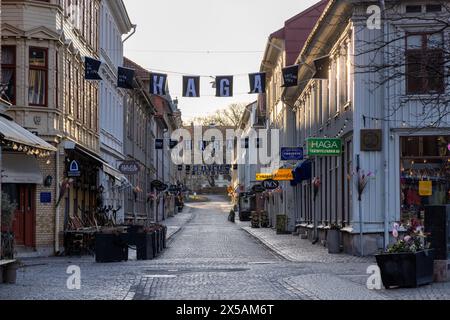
162;206;194;239
240;223;374;264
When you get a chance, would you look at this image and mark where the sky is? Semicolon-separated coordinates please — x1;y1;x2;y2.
122;0;319;123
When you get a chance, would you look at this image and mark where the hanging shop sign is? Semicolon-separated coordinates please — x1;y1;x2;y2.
169;140;179;149
282;65;299;87
252;184;266;193
68;160;81;177
281;147;304;161
306;138;342;156
117;67;135;89
256;173;274;181
155;139;164;150
119;161;140;175
262;179;279;190
419;181;433;196
151;180;168;192
361;129;382;152
273;169;294;181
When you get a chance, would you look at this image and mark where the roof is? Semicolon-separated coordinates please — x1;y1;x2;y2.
0;114;57;152
262;0;328;68
123;57;150;79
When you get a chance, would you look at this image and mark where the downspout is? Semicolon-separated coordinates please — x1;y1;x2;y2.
379;0;390;250
55;147;60;254
122;25;137;44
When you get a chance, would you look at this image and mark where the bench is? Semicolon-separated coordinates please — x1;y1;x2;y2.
0;259;18;284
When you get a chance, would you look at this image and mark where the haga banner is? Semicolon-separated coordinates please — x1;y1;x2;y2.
149;72;168;96
282;65;299;87
183;76;200;97
216;76;233;97
85;57;102;80
249;72;266;94
117;67;135;89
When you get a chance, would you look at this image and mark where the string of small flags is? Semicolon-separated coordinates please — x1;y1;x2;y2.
84;55;329;97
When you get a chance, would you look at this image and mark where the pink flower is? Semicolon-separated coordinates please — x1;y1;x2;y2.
404;236;412;242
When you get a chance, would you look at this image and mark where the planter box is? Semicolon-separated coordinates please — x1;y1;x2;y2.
327;230;341;254
127;225;145;246
135;233;154;261
375;249;435;289
95;233;129;263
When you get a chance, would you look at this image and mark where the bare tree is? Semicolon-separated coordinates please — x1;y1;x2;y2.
193;103;247;128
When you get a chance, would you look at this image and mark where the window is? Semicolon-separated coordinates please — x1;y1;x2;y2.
426;4;442;13
406;5;422;13
406;32;444;94
29;48;48;106
1;46;16;103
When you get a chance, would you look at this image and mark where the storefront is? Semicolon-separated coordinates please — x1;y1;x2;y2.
0;112;56;258
400;135;450;224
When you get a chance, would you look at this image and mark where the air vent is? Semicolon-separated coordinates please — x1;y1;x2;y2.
406;5;422;13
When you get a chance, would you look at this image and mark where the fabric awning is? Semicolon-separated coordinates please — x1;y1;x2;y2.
292;160;313;184
0;114;57;152
103;163;125;182
1;153;43;184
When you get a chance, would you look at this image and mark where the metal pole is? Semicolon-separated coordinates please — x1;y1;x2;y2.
357;154;364;256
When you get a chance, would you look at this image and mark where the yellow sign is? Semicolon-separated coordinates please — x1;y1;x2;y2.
274;169;294;181
256;173;273;181
419;181;432;196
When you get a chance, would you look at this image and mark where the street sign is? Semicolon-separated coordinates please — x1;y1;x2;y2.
40;192;52;204
155;139;164;150
119;161;140;175
281;147;304;161
274;169;294;181
306;138;342;156
262;179;279;190
68;160;81;177
256;173;273;181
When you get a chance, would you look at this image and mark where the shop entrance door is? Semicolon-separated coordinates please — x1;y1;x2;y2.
11;185;36;247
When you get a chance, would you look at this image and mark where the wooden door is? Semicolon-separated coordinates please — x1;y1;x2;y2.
12;185;35;247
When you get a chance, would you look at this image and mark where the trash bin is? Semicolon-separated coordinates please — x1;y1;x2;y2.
95;233;129;263
276;215;287;235
3;262;20;284
136;233;154;260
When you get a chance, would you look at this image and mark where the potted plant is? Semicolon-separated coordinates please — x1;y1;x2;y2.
1;192;17;260
375;220;434;289
327;223;342;254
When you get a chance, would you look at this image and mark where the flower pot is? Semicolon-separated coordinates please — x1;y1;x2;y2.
327;229;341;254
375;249;435;289
3;262;20;284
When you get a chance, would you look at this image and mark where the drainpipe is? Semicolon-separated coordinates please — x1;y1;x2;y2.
379;0;390;250
122;25;137;44
55;147;60;254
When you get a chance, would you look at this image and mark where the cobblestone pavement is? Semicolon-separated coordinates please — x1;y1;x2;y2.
1;195;449;300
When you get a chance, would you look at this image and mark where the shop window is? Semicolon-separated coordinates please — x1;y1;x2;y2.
28;47;48;106
400;136;450;225
1;46;16;104
406;32;444;94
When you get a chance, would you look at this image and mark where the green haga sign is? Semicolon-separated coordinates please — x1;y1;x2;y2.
307;138;342;156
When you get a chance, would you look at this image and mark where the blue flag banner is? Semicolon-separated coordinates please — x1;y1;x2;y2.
85;57;102;80
117;67;135;89
215;76;233;97
249;72;266;94
183;76;200;97
149;72;168;96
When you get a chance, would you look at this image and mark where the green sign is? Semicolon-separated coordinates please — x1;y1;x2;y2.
307;138;342;156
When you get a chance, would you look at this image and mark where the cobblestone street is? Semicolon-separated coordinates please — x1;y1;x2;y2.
1;195;449;300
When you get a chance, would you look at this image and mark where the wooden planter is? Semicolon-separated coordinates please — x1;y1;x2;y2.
375;249;435;289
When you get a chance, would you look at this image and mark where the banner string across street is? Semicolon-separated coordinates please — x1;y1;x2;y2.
84;55;329;97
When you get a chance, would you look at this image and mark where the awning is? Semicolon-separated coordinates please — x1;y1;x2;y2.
103;163;125;182
0;114;57;152
292;160;313;185
1;152;43;184
64;140;105;166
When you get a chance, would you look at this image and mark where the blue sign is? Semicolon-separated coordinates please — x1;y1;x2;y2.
68;160;81;177
281;147;304;161
40;192;52;204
